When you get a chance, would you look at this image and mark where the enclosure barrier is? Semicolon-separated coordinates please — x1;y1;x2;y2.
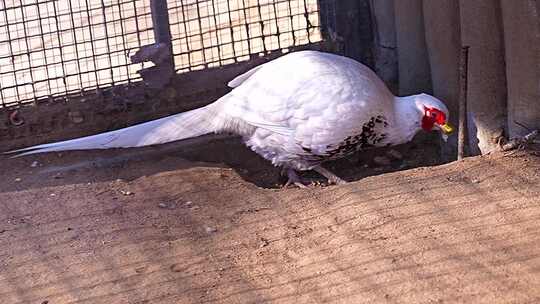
0;0;324;108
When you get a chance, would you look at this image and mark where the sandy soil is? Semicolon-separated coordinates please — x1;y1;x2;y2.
1;136;540;304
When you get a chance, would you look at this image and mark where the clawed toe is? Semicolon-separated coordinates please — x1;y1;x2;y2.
285;179;308;188
280;167;346;188
313;166;347;185
281;168;309;188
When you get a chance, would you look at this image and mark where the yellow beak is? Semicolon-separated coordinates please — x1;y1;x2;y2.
437;122;454;135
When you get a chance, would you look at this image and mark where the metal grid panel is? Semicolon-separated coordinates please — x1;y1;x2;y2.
168;0;322;72
0;0;155;108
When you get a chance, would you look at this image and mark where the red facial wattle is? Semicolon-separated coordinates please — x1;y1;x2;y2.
421;107;447;131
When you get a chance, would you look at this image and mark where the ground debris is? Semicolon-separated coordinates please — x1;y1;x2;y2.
205;226;218;234
259;237;270;248
501;129;538;152
158;201;177;209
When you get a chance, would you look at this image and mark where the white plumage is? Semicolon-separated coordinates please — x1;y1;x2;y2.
7;51;453;186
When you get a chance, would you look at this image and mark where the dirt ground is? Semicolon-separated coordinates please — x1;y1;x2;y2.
1;136;540;304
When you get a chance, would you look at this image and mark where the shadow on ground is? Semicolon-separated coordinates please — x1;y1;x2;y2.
0;132;443;193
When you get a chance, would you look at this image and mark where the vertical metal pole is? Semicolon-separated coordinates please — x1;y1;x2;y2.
458;46;469;160
150;0;174;70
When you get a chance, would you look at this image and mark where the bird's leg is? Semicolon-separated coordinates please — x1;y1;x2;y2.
313;166;347;185
281;168;309;188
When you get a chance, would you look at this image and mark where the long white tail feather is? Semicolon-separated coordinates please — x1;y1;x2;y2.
7;103;225;157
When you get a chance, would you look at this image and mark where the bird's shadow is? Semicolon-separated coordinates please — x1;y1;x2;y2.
0;133;443;193
167;133;444;189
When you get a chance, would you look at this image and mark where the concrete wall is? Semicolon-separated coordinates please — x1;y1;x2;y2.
422;0;461;160
369;0;398;93
394;0;432;96
460;0;507;154
367;0;540;157
501;0;540;138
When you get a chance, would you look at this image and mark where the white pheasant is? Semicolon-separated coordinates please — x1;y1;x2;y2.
7;51;454;186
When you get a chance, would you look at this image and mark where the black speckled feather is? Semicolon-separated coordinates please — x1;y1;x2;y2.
301;115;390;162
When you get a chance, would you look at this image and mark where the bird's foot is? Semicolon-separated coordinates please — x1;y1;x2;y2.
313;166;347;185
281;168;309;188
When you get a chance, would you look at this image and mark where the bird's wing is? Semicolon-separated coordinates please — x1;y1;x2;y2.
287;74;391;155
223;51;394;155
228;65;264;88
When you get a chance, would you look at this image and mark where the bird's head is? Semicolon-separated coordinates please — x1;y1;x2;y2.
413;94;454;141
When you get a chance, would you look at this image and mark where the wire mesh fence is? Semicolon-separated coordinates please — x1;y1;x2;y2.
168;0;321;72
0;0;323;108
0;0;155;108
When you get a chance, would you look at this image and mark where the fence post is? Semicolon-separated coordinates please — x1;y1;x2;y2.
150;0;174;68
130;0;175;89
